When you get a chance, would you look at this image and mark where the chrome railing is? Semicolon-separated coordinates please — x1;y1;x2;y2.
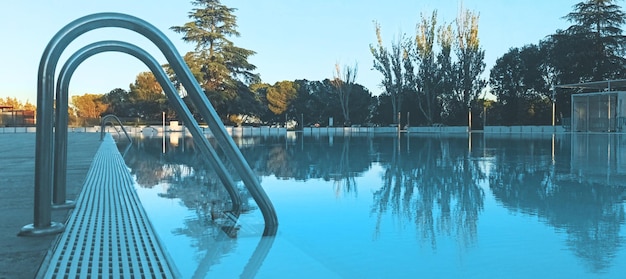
20;13;278;236
64;40;243;216
99;114;133;144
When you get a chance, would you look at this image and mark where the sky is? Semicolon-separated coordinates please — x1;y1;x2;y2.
0;0;578;103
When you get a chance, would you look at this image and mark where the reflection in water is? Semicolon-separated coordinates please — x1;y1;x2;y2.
118;132;626;276
487;133;626;272
371;135;486;250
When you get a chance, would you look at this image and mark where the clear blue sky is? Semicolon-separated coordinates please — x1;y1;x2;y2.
0;0;577;103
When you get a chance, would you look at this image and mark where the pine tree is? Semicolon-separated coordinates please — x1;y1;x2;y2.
557;0;626;81
171;0;259;118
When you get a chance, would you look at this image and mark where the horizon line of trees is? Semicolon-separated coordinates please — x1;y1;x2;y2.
4;0;625;129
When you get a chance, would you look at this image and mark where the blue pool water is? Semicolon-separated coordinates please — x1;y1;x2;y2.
118;133;626;278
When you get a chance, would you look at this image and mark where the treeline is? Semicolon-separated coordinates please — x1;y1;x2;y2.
64;0;626;128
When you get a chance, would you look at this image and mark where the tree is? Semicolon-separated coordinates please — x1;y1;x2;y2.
545;0;626;118
0;97;36;111
445;9;486;126
129;72;163;102
330;62;358;126
101;88;132;117
171;0;259;120
490;45;552;125
437;22;455;125
562;0;626;81
71;93;108;120
347;84;374;125
290;79;331;126
129;72;167;120
266;81;298;116
413;11;442;125
370;22;410;124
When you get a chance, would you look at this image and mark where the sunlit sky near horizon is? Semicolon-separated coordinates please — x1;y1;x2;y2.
0;0;578;103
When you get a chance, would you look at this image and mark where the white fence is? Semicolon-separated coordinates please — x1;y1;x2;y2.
484;126;567;133
0;125;571;135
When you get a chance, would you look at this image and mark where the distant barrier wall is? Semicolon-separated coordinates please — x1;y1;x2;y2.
483;126;567;133
0;125;572;135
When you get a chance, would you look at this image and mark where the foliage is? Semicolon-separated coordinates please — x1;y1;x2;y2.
101;88;132;117
265;81;298;115
372;9;486;127
71;93;108;124
129;72;164;102
171;0;259;120
486;0;626;121
412;11;442;125
330;62;358;126
128;72;169;120
0;97;36;111
40;1;626;128
370;21;410;124
562;0;626;81
489;44;552;125
445;9;487;126
540;0;626;118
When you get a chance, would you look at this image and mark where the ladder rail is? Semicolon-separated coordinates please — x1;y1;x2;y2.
58;40;243;214
99;114;133;144
21;13;277;237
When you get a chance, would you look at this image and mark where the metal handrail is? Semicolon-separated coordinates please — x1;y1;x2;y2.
57;40;242;216
99;114;133;144
21;13;277;236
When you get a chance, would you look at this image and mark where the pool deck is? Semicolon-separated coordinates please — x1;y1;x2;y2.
0;133;101;279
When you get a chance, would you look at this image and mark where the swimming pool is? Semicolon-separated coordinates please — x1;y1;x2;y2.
118;132;626;278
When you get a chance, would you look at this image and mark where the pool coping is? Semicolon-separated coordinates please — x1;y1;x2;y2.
36;134;179;278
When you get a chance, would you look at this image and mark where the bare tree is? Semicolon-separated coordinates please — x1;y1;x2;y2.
331;62;358;126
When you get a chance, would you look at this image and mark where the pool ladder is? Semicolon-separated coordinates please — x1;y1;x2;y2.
19;12;278;237
99;114;133;144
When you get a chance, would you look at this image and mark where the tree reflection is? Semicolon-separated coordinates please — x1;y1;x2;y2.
487;134;626;272
123;133;488;253
120;132;626;274
371;135;486;249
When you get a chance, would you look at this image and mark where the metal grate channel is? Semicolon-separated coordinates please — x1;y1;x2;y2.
42;135;176;278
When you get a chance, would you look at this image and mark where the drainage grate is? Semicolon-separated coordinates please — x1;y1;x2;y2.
42;135;177;278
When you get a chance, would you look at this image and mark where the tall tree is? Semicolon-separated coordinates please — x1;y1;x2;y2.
101;88;132;117
371;22;410;124
446;9;486;126
437;22;455;125
545;0;626;118
330;62;358;126
129;72;163;102
171;0;259;119
71;93;108;119
563;0;626;81
413;11;441;125
129;72;167;120
490;45;552;125
266;81;298;116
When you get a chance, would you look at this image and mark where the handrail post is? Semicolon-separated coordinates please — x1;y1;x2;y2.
51;60;74;209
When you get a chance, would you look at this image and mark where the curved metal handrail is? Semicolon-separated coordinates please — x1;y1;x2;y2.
99;114;133;143
55;40;242;215
21;13;277;236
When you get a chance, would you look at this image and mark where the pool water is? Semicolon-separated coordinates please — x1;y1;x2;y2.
118;133;626;278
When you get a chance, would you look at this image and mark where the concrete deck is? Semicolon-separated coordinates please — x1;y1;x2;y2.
0;133;101;279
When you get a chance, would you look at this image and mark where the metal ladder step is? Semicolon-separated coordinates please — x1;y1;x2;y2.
41;134;177;278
